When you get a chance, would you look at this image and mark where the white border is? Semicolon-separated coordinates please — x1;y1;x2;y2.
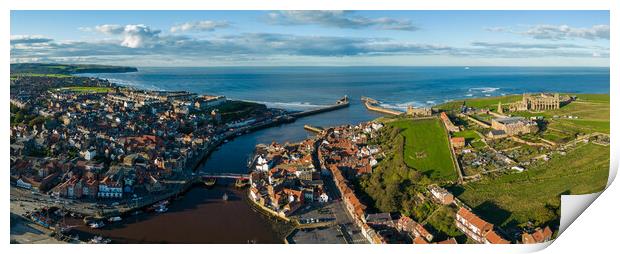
3;1;617;254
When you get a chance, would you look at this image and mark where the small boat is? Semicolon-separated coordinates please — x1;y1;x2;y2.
150;200;169;210
222;193;228;201
108;216;122;222
89;221;105;229
235;178;250;188
155;205;168;213
204;177;216;187
88;235;111;244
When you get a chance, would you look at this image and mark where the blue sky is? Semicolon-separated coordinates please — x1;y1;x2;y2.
10;11;610;67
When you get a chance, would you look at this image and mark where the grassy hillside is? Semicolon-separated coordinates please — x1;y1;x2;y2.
10;63;137;75
451;142;609;229
389;118;458;181
54;86;115;93
438;93;610;136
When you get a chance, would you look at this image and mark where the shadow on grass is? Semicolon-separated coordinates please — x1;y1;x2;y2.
473;201;512;227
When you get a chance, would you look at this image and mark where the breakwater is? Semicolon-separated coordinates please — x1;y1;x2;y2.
303;125;324;133
290;96;349;118
361;96;404;116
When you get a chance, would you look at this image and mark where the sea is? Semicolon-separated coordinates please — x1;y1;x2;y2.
73;66;609;243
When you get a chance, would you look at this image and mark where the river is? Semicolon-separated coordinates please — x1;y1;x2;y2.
69;103;381;243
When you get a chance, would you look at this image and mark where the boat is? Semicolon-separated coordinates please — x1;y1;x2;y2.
89;221;105;229
222;193;228;201
88;235;112;244
108;216;122;222
30;213;53;228
204;177;216;187
235;178;250;188
155;205;168;213
150;200;169;210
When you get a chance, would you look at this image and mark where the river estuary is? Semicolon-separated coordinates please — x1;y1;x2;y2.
69;104;380;243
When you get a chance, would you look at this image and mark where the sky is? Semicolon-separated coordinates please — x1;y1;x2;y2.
10;10;610;67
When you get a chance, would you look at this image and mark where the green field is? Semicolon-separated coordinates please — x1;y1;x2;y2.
215;100;267;122
11;73;74;78
56;86;115;93
11;63;137;75
452;130;485;148
452;142;609;229
437;94;522;111
388;118;457;181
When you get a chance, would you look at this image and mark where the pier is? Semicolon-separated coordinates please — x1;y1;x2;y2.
303;125;324;133
361;96;404;116
290;96;349;118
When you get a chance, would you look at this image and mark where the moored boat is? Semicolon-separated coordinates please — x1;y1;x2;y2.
235;178;250;188
204;177;216;187
89;221;105;229
155;205;168;213
88;235;111;244
108;216;122;222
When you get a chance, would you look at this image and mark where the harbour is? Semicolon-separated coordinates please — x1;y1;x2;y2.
50;95;372;244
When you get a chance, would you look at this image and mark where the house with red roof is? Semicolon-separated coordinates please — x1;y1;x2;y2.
521;226;553;244
456;207;509;244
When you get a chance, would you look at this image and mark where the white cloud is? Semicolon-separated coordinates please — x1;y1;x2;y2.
266;11;419;31
94;24;125;35
484;27;507;33
170;20;230;33
121;24;161;48
86;24;161;48
522;24;609;40
10;35;53;45
487;24;610;41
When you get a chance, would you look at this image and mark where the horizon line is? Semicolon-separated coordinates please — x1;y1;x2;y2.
11;62;610;69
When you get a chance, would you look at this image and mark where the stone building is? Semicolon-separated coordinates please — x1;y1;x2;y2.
509;93;561;112
440;112;460;132
491;117;538;136
407;106;431;117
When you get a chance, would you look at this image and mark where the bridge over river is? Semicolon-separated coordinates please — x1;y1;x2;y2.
199;172;250;180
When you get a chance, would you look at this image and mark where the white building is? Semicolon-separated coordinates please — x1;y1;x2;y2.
82;149;97;161
319;193;329;203
98;184;123;198
16;178;32;189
